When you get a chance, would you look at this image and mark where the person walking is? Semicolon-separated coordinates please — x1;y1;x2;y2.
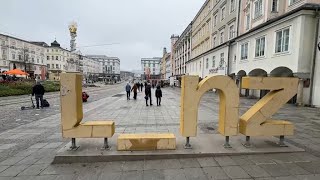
145;82;152;106
32;81;45;109
140;82;143;92
136;83;140;92
125;83;131;100
131;83;138;100
155;85;162;106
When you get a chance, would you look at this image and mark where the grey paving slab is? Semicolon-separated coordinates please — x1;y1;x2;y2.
0;144;16;150
122;161;144;171
143;169;165;180
230;155;254;165
163;169;187;180
242;164;271;178
28;143;48;149
296;174;320;180
120;170;143;180
197;157;219;167
18;164;49;176
183;168;208;180
202;166;230;180
144;159;182;170
179;158;201;168
258;164;292;177
274;176;299;180
0;165;29;177
0;156;25;166
16;156;40;165
295;161;320;174
222;166;251;179
40;164;78;175
0;166;9;173
214;156;237;166
42;142;63;149
100;161;124;172
98;171;121;180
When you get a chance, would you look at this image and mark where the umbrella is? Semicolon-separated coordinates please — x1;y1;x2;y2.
4;69;29;76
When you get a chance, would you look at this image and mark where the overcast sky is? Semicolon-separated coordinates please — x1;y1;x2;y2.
0;0;205;71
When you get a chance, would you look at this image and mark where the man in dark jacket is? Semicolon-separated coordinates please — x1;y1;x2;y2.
131;83;138;100
125;83;131;100
145;82;152;106
155;86;162;106
140;82;143;92
32;81;45;109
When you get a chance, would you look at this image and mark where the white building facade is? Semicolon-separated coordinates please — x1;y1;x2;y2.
141;57;161;76
0;34;48;79
86;55;121;81
187;0;239;78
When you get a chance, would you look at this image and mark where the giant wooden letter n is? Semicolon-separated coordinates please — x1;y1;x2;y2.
180;75;239;137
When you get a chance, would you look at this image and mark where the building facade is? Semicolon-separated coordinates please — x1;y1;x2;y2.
86;55;121;82
173;23;192;77
187;0;239;78
141;57;161;80
82;56;102;80
0;34;48;80
165;52;172;79
45;40;71;80
229;1;320;106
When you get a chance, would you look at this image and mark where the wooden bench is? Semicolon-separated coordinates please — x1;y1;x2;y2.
60;73;115;150
117;133;176;151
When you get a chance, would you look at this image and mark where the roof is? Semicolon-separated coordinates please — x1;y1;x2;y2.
51;40;60;47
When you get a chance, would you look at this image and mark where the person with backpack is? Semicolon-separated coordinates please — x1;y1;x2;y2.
145;82;152;106
125;83;131;100
32;81;45;109
155;85;162;106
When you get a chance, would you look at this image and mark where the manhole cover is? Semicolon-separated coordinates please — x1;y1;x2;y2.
207;127;215;131
112;94;125;97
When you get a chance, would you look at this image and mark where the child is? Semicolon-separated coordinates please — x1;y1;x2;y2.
155;86;162;106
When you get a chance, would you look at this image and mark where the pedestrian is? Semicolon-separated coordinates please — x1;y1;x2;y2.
155;85;162;106
145;82;153;106
125;83;131;100
32;81;45;109
136;83;140;92
140;82;143;92
131;83;138;100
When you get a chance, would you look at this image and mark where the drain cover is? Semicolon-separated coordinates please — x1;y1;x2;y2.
112;94;125;97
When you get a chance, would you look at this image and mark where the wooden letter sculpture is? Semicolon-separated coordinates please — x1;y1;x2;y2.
60;73;115;150
239;77;298;147
180;75;239;148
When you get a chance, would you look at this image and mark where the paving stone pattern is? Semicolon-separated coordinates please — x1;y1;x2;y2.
0;84;319;179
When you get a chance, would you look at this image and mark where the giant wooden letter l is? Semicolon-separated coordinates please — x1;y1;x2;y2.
180;75;239;137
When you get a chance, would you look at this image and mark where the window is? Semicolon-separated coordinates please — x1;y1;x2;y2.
213;35;217;47
220;31;224;44
32;58;34;62
206;58;209;69
272;0;278;12
18;55;22;60
246;14;250;30
212;56;216;67
214;14;218;27
221;6;226;21
289;0;299;5
52;56;54;60
52;64;54;68
56;49;58;52
229;25;235;39
275;28;290;53
12;54;15;60
56;56;58;60
113;62;115;66
254;0;263;18
47;64;50;68
241;43;249;60
47;56;49;60
3;61;6;65
230;0;235;13
37;59;39;63
255;37;266;57
47;49;49;52
220;53;225;67
56;64;59;69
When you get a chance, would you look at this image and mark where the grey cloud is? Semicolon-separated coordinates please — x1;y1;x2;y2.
0;0;205;71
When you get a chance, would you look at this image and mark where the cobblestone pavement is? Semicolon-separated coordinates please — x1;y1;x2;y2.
0;85;320;180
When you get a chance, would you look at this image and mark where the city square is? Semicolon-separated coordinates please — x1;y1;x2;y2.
1;0;320;180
